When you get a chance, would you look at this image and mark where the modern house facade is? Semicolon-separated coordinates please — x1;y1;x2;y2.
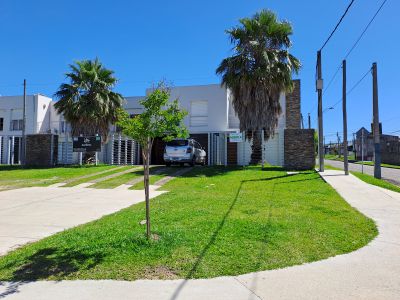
0;80;315;169
0;95;60;164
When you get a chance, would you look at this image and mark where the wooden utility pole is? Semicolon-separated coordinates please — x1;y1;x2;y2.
21;79;27;165
372;62;381;179
317;51;324;171
342;60;349;175
308;113;311;129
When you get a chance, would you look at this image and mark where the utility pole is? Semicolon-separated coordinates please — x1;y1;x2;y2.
342;60;349;175
317;50;324;171
21;79;27;166
308;113;311;129
372;62;381;179
361;129;365;174
337;132;341;157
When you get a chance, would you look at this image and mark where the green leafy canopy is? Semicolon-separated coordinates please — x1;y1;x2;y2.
116;86;188;147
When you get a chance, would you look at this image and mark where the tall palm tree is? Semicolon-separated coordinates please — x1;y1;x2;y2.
54;59;124;143
216;10;301;164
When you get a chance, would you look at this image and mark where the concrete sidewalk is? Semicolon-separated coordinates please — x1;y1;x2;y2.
0;186;165;256
1;170;400;299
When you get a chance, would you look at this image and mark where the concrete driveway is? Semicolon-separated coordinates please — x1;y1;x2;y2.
0;185;165;255
326;159;400;186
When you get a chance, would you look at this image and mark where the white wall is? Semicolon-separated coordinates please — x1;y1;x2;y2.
0;94;54;164
126;84;230;133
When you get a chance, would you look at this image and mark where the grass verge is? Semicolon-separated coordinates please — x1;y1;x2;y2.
325;164;400;193
353;161;400;170
0;166;377;280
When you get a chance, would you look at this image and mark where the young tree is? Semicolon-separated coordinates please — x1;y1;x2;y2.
216;10;301;164
117;83;188;239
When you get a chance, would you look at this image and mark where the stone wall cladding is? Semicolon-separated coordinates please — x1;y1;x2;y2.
26;134;58;167
284;129;315;170
286;80;301;129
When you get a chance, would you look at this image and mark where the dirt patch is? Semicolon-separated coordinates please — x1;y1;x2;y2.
143;266;179;279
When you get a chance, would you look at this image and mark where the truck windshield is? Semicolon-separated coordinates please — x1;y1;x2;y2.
167;140;189;147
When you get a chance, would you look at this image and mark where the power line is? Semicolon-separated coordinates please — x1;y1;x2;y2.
321;0;388;99
323;66;371;113
319;0;356;51
343;0;388;60
322;63;342;96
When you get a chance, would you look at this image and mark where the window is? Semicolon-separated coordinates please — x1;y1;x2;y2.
166;140;188;147
10;119;23;131
190;101;208;127
0;118;3;131
60;121;69;133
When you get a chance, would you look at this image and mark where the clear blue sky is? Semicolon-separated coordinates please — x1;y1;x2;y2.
0;0;398;142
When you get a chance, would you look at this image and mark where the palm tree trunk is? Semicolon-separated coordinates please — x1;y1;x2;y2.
250;130;262;165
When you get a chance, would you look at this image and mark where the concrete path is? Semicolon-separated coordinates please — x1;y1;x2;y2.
153;167;193;188
62;166;126;184
0;185;165;256
326;159;400;186
1;170;400;299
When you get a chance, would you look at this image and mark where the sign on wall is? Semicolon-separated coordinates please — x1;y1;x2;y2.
73;136;101;152
229;132;243;143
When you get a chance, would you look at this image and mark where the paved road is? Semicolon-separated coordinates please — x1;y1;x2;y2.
1;170;400;299
0;185;165;255
326;159;400;186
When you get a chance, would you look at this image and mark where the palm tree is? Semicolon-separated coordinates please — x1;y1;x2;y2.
216;10;301;164
54;59;124;143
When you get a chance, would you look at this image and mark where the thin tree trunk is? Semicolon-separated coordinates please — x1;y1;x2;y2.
250;130;262;165
143;139;151;240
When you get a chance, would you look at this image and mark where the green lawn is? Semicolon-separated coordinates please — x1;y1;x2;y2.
0;165;117;190
325;164;400;193
62;166;134;187
0;166;377;281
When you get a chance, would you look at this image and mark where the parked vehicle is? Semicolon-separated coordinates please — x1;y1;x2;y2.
164;139;206;166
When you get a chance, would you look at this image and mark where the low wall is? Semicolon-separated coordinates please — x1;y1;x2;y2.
284;129;315;170
26;134;58;167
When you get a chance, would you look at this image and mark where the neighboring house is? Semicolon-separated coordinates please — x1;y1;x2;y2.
0;80;315;169
0;95;59;164
355;126;400;165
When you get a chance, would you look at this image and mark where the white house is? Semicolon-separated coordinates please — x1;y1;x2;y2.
0;81;304;167
0;94;59;164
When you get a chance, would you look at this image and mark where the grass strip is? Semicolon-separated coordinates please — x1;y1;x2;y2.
129;167;184;190
325;164;400;193
63;166;133;187
90;167;144;189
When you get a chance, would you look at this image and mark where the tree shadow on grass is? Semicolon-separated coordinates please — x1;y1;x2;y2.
170;171;317;299
0;247;104;298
